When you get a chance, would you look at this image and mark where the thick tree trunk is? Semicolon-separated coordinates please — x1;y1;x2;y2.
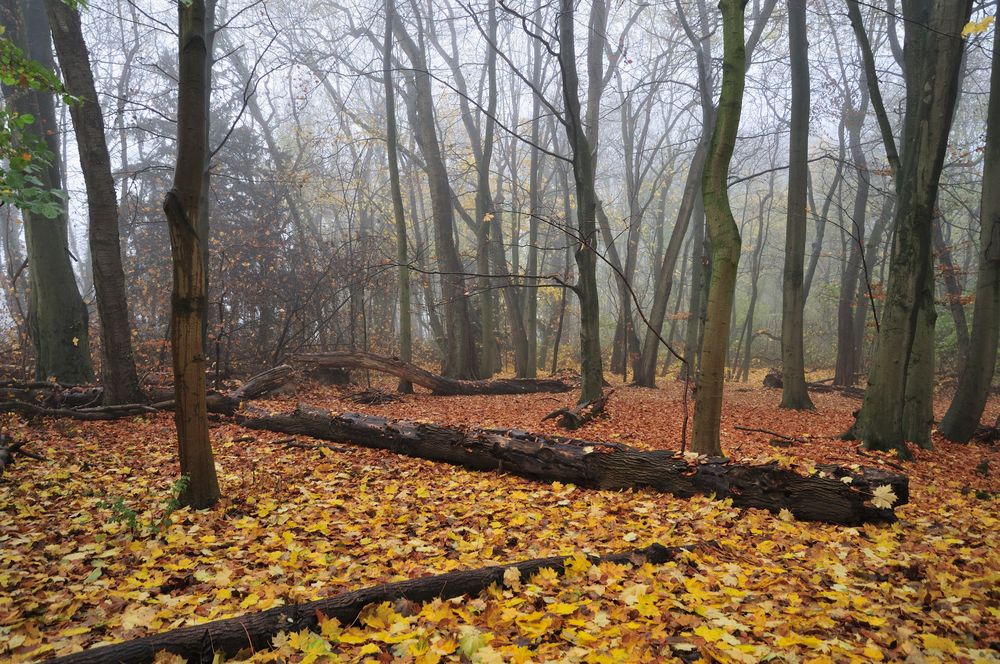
939;22;1000;443
0;0;92;384
856;1;972;456
163;0;220;509
44;0;142;405
296;351;570;395
692;0;746;456
237;406;907;525
779;0;814;410
49;542;703;664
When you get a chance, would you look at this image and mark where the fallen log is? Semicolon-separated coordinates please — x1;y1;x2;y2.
0;433;45;478
237;406;908;525
49;541;706;664
542;389;613;429
294;351;572;395
762;371;865;399
0;366;295;421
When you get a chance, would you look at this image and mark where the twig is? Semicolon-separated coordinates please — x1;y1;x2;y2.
734;425;808;444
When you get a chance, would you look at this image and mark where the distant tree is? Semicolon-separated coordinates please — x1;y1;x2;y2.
383;0;412;393
44;0;142;405
163;0;220;509
692;0;746;456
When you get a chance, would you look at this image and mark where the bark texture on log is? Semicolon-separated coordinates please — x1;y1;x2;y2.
50;542;704;664
237;406;908;525
295;351;571;395
542;390;612;429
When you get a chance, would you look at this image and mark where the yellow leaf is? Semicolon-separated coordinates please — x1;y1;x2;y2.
920;634;958;653
695;625;724;642
240;593;259;609
548;602;578;615
358;643;381;655
962;15;994;37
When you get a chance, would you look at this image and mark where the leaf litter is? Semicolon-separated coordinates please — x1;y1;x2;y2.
1;377;998;662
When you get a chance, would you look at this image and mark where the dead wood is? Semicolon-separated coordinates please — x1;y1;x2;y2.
762;371;865;399
0;366;294;421
542;390;613;429
237;405;908;525
48;541;707;664
0;433;45;478
294;351;572;395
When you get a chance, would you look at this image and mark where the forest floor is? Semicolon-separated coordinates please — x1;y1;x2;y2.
1;371;999;663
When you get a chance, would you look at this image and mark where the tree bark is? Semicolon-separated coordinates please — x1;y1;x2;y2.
44;0;142;405
558;0;603;404
393;13;479;380
163;0;220;509
855;1;973;456
779;0;814;410
383;0;412;394
0;0;92;384
237;405;908;526
49;541;703;664
692;0;746;456
938;21;1000;443
295;351;570;395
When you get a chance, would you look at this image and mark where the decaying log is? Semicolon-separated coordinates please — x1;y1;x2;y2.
0;366;294;421
542;390;613;429
0;384;103;409
49;541;706;664
763;370;865;399
237;406;908;525
229;365;295;401
294;351;572;395
0;433;44;478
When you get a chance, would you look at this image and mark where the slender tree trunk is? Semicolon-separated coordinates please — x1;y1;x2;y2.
0;0;92;384
780;0;814;410
558;0;603;403
393;15;479;379
932;218;970;372
384;0;412;393
162;0;221;509
855;1;973;456
682;198;707;381
833;104;870;386
692;0;746;456
938;21;1000;443
44;0;141;404
635;140;710;387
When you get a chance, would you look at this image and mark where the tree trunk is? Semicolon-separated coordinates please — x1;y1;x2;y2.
162;0;220;509
855;1;972;456
0;0;92;384
296;351;571;395
779;0;814;410
692;0;746;456
237;406;908;526
558;0;603;404
44;0;142;405
383;0;412;394
633;141;708;387
938;21;1000;443
932;218;970;372
393;16;479;379
49;542;703;664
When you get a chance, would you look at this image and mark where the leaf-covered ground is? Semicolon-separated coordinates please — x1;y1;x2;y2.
1;375;998;662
